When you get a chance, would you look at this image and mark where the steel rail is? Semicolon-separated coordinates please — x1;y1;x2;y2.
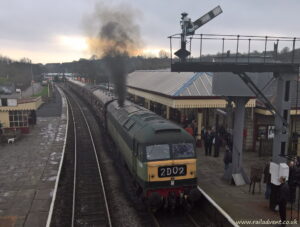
66;95;77;227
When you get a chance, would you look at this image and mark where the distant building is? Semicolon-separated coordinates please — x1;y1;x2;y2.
0;94;42;133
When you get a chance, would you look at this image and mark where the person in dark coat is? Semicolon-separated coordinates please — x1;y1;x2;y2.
263;161;271;200
204;129;213;156
278;177;289;227
224;130;233;151
223;146;232;170
192;120;198;139
288;161;296;204
201;127;206;140
213;132;222;157
219;125;225;138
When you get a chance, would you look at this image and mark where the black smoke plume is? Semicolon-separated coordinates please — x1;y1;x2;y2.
85;3;142;107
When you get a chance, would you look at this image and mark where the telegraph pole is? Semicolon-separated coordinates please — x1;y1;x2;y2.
31;61;34;96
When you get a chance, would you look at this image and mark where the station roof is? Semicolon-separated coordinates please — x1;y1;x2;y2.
127;70;214;97
0;94;19;99
127;70;256;108
0;96;42;111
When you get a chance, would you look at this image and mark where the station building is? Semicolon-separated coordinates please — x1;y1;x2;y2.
126;70;300;156
0;94;42;134
254;81;300;156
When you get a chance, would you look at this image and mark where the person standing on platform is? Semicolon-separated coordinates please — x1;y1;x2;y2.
263;161;271;200
223;145;232;170
278;176;289;227
288;161;296;204
204;128;212;156
213;132;222;157
201;126;205;138
192;120;198;139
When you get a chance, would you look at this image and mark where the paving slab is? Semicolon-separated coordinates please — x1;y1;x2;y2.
0;86;67;227
24;212;48;227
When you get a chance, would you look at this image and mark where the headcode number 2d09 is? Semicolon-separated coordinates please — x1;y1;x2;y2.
158;165;186;177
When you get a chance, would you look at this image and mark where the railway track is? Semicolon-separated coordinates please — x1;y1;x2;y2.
67;89;112;226
153;212;199;227
152;209;213;227
49;87;112;227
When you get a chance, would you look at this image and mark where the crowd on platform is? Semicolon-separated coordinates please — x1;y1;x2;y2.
184;120;300;226
184;123;233;170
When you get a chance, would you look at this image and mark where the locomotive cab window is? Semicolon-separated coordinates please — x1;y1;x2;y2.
146;144;170;161
172;143;195;159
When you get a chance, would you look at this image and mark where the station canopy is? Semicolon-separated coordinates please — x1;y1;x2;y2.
127;70;213;97
127;70;256;108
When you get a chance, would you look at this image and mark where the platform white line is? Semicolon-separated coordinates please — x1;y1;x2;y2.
46;86;69;227
197;186;239;227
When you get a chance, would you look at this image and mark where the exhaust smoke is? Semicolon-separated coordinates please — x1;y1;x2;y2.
85;3;142;107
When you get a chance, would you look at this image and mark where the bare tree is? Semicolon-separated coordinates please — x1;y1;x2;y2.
20;57;32;64
280;47;290;54
159;49;169;58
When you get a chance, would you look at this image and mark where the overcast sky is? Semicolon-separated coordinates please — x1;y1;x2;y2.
1;0;300;64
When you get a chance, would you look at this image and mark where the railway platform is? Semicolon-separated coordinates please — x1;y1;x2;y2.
0;87;67;227
196;146;299;226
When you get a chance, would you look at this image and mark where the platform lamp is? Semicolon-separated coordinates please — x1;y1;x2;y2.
174;5;223;62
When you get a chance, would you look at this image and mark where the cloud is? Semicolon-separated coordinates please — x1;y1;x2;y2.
1;0;300;63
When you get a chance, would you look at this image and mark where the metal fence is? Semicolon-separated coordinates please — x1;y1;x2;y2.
169;34;300;64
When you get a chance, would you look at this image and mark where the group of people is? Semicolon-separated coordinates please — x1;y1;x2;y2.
184;124;233;169
264;158;300;226
201;127;224;157
201;126;233;168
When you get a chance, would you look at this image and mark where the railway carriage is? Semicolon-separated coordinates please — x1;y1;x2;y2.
67;79;199;209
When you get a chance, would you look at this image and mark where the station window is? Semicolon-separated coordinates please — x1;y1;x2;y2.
1;98;7;106
9;111;29;127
